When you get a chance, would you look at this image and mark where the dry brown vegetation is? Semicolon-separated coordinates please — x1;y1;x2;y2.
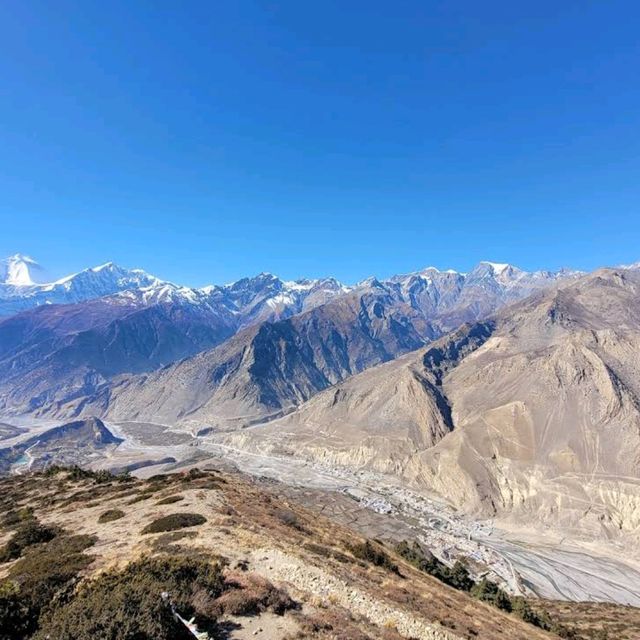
0;467;637;640
98;508;126;523
530;599;640;640
156;494;184;505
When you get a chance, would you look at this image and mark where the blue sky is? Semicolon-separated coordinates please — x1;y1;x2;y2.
0;1;638;286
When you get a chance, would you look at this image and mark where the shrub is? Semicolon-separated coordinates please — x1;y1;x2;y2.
43;464;131;485
147;473;171;483
0;580;29;639
510;596;552;629
97;509;126;524
2;533;95;638
0;519;57;563
347;540;400;575
273;507;303;530
35;555;224;640
142;513;206;534
214;573;296;617
156;494;184;505
396;541;473;590
184;468;205;480
1;506;34;530
447;560;474;592
396;540;449;579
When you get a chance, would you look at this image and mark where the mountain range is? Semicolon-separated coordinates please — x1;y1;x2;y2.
224;267;640;539
3;251;640;545
0;254;580;418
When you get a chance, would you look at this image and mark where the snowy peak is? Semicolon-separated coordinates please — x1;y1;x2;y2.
0;252;586;325
478;261;513;274
49;261;159;292
0;254;45;285
216;272;350;327
0;256;164;316
471;261;525;282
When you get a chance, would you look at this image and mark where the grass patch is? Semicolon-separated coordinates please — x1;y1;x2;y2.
151;531;198;554
304;541;352;564
97;509;126;524
142;513;206;534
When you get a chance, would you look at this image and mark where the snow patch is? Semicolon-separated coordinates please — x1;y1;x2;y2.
0;254;44;285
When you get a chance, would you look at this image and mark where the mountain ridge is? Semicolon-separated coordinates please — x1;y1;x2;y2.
0;254;621;423
220;267;640;543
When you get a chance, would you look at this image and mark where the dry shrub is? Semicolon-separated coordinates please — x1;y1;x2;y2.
97;509;125;524
214;572;296;616
0;519;58;563
273;507;307;533
142;513;206;534
293;610;375;640
156;494;184;505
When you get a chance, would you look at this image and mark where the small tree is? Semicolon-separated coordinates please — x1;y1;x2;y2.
446;560;473;592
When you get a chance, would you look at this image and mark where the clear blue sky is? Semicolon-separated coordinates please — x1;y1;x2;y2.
0;1;639;286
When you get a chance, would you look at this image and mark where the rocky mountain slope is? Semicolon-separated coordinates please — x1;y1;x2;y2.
66;286;436;425
224;268;640;540
0;297;238;415
0;255;582;421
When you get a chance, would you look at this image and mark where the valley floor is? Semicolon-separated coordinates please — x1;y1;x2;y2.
3;415;640;609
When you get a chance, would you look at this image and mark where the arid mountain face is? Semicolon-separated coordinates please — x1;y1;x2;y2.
226;269;640;538
0;260;573;420
73;286;437;426
0;298;238;415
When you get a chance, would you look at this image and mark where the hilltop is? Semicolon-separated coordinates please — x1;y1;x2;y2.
0;466;636;640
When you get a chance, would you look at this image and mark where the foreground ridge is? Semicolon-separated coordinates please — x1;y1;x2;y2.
3;466;611;640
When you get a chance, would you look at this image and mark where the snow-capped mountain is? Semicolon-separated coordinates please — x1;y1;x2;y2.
0;257;160;316
0;253;594;418
215;272;350;327
0;254;352;323
0;254;47;286
0;253;586;324
373;261;584;332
